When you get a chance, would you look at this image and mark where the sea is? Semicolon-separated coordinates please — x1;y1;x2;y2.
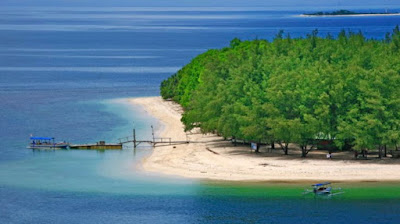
1;5;400;224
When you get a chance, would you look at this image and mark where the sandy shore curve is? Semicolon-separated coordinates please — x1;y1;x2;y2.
130;96;400;182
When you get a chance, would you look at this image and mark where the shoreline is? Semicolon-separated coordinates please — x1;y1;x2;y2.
129;96;400;183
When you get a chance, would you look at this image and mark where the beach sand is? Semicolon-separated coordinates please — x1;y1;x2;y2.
130;96;400;182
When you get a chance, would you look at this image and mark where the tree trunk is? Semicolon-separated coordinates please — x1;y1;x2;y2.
301;149;307;157
279;142;288;155
271;141;275;149
384;145;387;157
301;144;314;157
255;143;260;153
301;146;307;157
379;145;383;159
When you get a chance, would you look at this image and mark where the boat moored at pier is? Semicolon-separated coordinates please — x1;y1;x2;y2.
28;137;69;149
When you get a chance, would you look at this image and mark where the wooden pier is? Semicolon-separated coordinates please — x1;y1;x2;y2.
118;127;189;149
70;141;122;150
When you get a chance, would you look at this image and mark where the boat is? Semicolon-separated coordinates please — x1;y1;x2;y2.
312;182;332;195
28;137;69;149
303;182;344;196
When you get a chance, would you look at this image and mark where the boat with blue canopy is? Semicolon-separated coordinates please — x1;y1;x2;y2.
28;137;69;149
303;182;344;196
312;182;332;195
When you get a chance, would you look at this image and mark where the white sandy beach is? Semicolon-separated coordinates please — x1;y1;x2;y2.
130;96;400;182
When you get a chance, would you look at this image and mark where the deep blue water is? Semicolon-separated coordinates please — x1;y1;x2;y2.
2;187;400;224
1;6;400;223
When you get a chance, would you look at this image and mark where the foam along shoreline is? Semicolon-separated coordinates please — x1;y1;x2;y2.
299;13;400;17
130;96;400;182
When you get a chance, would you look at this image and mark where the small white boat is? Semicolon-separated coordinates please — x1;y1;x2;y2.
28;137;69;149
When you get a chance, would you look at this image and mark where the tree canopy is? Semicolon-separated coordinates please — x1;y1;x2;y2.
160;28;400;157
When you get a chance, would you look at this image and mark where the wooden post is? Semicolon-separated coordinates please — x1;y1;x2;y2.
133;128;137;149
151;125;155;146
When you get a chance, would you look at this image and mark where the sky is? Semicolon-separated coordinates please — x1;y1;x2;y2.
0;0;399;8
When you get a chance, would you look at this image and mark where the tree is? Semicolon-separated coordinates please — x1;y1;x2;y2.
160;28;400;159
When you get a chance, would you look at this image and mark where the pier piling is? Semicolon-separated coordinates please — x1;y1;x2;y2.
119;126;189;149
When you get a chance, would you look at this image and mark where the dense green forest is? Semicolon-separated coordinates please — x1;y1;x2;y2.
161;27;400;157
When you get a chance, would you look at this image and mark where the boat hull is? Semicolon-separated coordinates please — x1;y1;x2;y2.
315;187;332;195
28;144;69;149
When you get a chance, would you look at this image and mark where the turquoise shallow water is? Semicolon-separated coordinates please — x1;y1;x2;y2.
0;97;197;195
1;6;400;223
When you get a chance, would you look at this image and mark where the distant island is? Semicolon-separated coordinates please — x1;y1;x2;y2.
303;9;400;17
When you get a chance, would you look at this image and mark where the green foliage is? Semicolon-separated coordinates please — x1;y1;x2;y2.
160;28;400;156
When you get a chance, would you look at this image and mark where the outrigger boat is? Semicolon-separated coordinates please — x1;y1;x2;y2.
28;137;69;149
303;182;344;196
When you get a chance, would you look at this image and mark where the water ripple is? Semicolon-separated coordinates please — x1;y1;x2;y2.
0;66;180;73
